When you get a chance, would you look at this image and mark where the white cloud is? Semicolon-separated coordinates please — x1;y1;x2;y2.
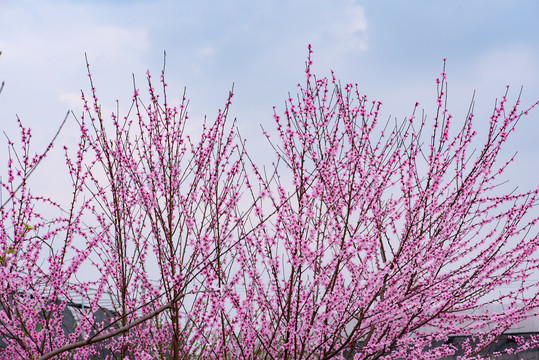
59;92;83;110
330;4;368;53
0;4;150;68
0;0;152;121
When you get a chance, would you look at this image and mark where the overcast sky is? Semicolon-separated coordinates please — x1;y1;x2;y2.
1;0;538;199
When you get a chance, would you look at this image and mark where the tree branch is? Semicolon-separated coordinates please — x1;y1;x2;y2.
38;291;186;360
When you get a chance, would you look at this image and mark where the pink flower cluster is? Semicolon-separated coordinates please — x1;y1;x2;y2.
1;47;539;359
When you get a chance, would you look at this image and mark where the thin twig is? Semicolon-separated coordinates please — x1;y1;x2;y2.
0;111;70;210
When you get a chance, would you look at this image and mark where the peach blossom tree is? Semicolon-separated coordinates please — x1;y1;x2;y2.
1;47;539;359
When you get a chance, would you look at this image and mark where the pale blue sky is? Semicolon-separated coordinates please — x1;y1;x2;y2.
0;0;538;197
